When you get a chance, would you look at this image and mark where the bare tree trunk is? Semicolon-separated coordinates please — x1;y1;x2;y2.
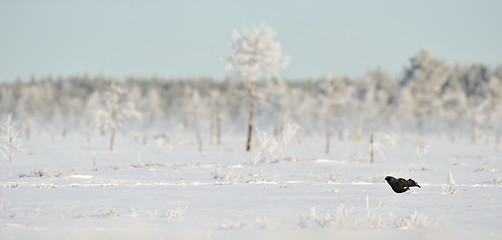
495;128;500;152
196;130;203;152
209;107;215;146
246;82;256;152
216;109;221;145
370;125;375;164
8;136;13;163
109;126;115;152
325;108;331;154
93;151;97;169
109;109;116;152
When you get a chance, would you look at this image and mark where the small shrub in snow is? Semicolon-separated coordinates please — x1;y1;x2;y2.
18;168;53;178
255;123;300;163
130;207;186;222
213;164;240;184
442;172;455;194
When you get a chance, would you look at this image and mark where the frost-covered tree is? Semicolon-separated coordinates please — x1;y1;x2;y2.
225;23;290;151
96;82;141;152
461;64;493;142
398;49;450;134
1;114;22;163
439;65;467;139
359;68;397;128
183;86;207;152
320;74;352;153
209;89;223;145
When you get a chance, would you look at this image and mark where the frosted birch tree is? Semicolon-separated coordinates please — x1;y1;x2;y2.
1;114;22;163
225;23;290;151
96;82;141;152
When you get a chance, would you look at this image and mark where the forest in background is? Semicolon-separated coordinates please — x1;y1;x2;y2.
0;49;501;146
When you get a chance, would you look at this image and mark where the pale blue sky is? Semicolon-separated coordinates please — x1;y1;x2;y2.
1;0;501;82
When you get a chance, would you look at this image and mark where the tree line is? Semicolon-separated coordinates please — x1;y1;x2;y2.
0;49;500;148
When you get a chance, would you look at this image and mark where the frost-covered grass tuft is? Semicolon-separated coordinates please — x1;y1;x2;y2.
299;205;354;228
213;164;240;184
255;123;300;163
300;196;438;229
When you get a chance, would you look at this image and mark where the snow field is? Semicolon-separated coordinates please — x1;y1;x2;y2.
1;133;501;240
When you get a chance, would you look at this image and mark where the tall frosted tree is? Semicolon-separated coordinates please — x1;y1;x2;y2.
225;23;290;151
96;82;141;152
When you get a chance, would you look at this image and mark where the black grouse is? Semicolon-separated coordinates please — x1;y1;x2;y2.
384;176;421;193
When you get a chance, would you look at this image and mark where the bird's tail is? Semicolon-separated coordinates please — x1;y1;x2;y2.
407;179;421;188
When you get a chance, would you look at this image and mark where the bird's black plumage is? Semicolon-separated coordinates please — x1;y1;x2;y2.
384;176;421;193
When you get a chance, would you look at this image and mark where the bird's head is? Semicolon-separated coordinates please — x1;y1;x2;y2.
384;176;394;182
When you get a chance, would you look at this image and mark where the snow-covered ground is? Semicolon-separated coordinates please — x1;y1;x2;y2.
1;131;501;239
